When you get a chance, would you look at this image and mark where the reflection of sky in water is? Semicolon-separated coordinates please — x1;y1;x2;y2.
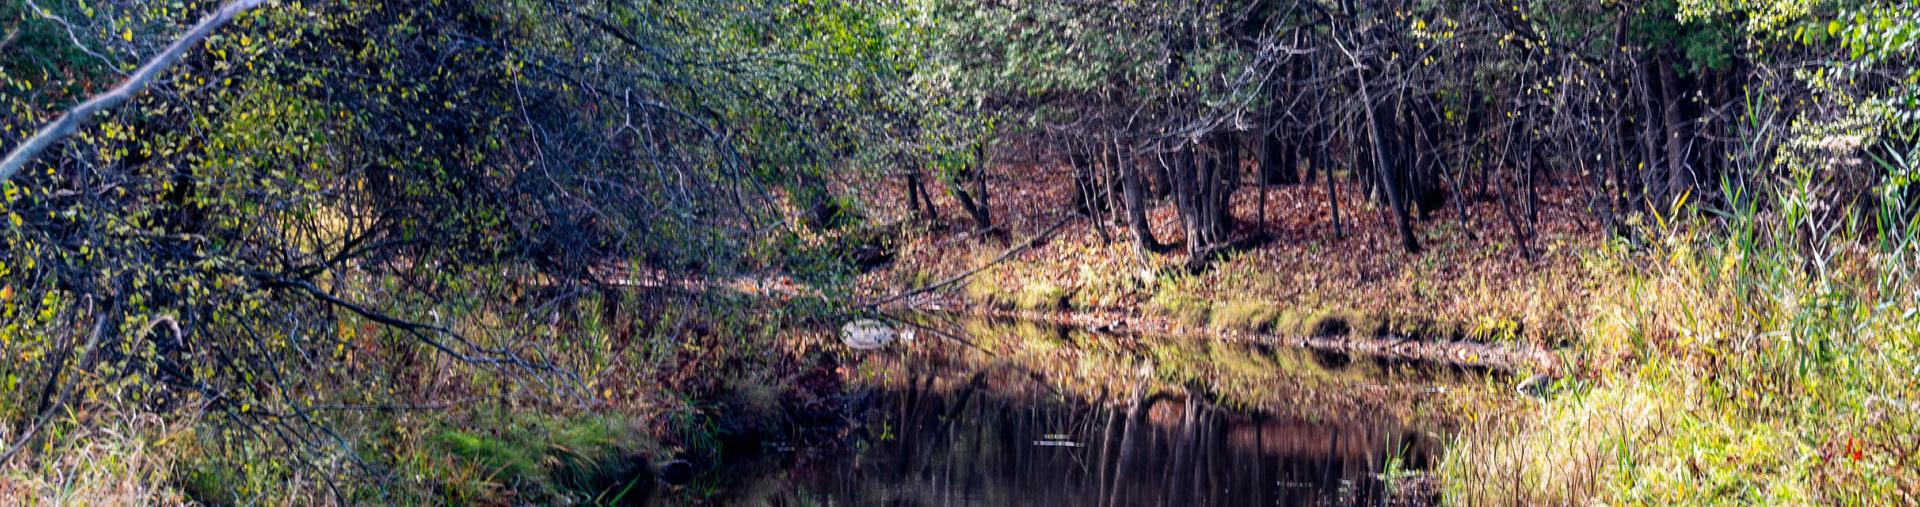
701;315;1492;506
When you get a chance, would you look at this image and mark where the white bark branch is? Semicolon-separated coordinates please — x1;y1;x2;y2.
0;0;270;183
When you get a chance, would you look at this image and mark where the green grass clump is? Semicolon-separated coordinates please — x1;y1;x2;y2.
1147;290;1211;327
1208;300;1282;332
1385;313;1436;337
430;415;656;504
962;269;1011;308
1013;282;1073;311
961;263;1073;311
1350;311;1390;337
1147;274;1213;327
1271;308;1310;335
1301;308;1355;337
1466;315;1523;342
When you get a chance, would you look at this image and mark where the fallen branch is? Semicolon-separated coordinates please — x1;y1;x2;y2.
0;0;270;182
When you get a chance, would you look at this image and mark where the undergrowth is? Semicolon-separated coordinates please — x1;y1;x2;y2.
1443;164;1920;504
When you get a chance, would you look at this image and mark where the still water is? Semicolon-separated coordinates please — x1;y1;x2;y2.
692;315;1490;506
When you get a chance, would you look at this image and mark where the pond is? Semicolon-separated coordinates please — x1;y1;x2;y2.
684;314;1496;506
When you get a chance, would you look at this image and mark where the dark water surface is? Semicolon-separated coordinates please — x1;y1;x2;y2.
690;315;1489;506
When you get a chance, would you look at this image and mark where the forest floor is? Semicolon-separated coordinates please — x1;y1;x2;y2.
842;161;1610;375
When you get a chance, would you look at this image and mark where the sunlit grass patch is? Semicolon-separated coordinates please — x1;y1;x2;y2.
1445;165;1920;503
1147;284;1211;328
963;269;1074;311
1012;282;1073;311
1208;299;1282;332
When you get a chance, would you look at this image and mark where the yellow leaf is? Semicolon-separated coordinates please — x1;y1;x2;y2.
123;28;133;42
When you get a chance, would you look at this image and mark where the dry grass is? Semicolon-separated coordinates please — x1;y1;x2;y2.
0;411;193;506
1443;200;1920;504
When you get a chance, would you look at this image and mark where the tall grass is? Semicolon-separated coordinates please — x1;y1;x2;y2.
1442;123;1920;504
0;411;193;506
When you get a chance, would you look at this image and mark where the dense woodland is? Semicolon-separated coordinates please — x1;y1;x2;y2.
2;0;1919;503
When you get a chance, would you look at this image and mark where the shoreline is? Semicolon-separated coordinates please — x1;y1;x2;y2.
890;299;1567;375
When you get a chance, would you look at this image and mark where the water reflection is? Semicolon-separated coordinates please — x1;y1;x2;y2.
701;315;1483;506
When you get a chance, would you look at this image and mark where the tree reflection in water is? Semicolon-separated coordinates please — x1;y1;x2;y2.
706;315;1486;506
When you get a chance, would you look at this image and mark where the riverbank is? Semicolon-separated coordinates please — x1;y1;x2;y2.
851;171;1604;368
910;304;1564;375
841;164;1920;502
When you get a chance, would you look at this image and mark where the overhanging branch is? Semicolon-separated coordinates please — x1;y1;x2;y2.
0;0;270;182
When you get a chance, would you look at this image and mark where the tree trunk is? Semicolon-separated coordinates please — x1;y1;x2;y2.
1150;144;1173;200
1069;138;1100;217
948;181;991;231
1210;133;1239;238
1071;137;1114;244
1259;88;1298;185
1319;122;1343;239
1639;60;1667;207
906;170;929;219
1118;136;1161;255
973;142;995;226
1361;87;1420;253
1660;62;1693;207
